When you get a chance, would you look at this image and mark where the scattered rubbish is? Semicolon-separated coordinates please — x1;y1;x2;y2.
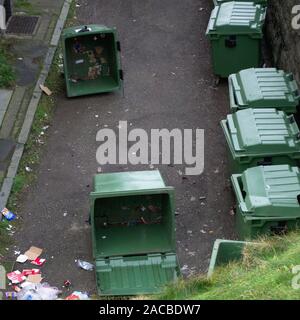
17;57;23;61
95;114;99;118
190;196;196;202
149;164;154;169
16;254;28;264
65;291;89;300
14;251;21;256
177;170;183;176
13;286;21;292
97;167;102;173
24;246;43;261
187;251;196;257
181;265;189;272
7;271;26;284
63;212;68;217
0;265;5;290
17;283;61;300
1;208;16;221
25;166;33;172
199;196;206;200
22;269;41;276
39;84;52;96
5;292;17;300
214;168;219;174
200;229;207;234
42;125;50;131
76;259;94;271
63;280;72;288
31;258;46;266
27;274;43;284
187;230;193;234
229;209;235;216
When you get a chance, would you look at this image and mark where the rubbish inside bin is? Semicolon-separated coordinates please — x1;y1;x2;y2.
90;170;180;296
62;25;122;97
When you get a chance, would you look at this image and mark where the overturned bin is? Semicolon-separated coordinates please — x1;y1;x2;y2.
62;24;122;97
208;239;252;277
231;165;300;240
206;2;266;78
90;170;180;296
229;68;300;113
221;108;300;173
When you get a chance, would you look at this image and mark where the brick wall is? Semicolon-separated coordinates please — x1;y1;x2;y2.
266;0;300;83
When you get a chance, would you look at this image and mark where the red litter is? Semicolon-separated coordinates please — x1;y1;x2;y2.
31;257;46;266
22;269;41;276
7;271;26;284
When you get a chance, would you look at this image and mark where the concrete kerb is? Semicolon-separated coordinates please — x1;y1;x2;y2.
0;0;72;212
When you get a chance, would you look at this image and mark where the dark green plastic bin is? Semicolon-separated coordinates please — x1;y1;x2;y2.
231;165;300;239
90;170;180;296
221;108;300;173
229;68;300;113
206;2;266;78
62;24;122;97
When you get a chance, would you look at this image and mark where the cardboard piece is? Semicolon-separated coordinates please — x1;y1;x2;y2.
39;84;52;96
27;274;43;284
24;246;43;261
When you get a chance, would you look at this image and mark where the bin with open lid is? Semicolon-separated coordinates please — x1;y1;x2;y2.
221;108;300;173
231;165;300;239
90;170;180;296
62;24;122;97
229;68;300;113
206;2;266;78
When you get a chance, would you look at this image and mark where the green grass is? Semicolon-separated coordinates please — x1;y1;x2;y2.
0;41;16;88
14;0;41;15
152;232;300;300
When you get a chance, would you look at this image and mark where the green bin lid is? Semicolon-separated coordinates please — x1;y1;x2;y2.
236;165;300;217
91;170;169;196
223;108;300;157
230;68;300;110
206;2;266;36
62;24;115;39
96;253;179;296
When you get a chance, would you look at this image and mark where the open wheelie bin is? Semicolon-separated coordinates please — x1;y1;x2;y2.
90;170;180;296
62;24;122;97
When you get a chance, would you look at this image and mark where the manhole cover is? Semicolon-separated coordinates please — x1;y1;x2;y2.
6;15;39;35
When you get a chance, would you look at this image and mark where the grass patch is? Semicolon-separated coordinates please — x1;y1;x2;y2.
152;232;300;300
0;40;16;88
14;0;41;15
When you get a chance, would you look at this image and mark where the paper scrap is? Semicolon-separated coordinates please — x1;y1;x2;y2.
27;274;43;284
22;269;41;276
7;271;26;284
16;254;28;263
24;246;43;261
39;84;52;96
31;257;46;266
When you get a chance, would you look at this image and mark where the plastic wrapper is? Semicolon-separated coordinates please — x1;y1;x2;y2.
76;259;94;271
17;283;61;300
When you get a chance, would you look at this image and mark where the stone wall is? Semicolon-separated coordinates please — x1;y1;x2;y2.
266;0;300;83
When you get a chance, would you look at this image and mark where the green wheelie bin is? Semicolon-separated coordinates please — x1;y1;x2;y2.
229;68;300;113
206;2;266;78
208;239;255;277
62;24;122;97
231;165;300;240
89;170;180;296
221;108;300;173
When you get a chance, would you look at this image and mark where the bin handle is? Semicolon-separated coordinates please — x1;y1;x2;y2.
231;174;246;205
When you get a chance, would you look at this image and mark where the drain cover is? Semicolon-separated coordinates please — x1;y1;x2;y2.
6;15;39;35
